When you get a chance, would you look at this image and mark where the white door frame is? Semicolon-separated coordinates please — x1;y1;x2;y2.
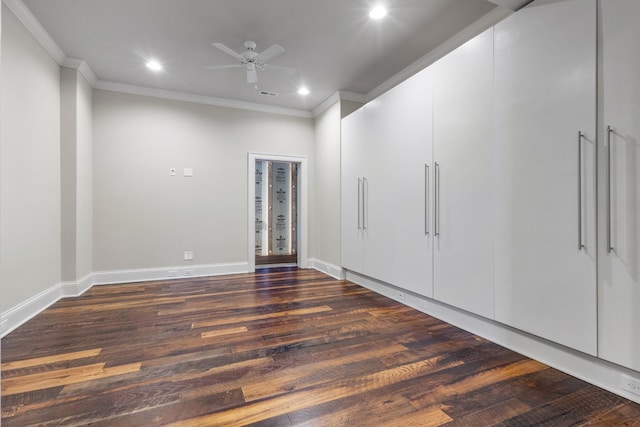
248;152;308;272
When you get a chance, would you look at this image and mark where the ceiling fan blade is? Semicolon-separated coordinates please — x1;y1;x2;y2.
205;64;243;70
212;43;244;61
247;68;258;84
256;44;284;63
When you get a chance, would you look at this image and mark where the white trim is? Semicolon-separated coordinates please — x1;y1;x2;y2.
486;0;532;11
308;258;345;280
60;272;94;297
366;7;512;101
1;281;63;338
312;91;367;117
62;57;98;86
92;262;249;285
2;0;65;64
248;153;309;273
0;263;249;337
94;81;314;119
345;270;640;405
339;91;367;104
312;92;342;117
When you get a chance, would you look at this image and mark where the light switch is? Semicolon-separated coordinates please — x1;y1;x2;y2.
169;168;176;176
184;168;193;177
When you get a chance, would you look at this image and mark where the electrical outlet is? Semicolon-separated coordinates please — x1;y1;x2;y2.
621;374;640;396
184;251;193;261
185;269;194;276
169;167;176;176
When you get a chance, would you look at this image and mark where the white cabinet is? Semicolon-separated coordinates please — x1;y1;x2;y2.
390;68;434;298
340;101;393;283
362;99;394;283
341;108;366;273
431;28;495;319
493;0;597;355
598;0;640;371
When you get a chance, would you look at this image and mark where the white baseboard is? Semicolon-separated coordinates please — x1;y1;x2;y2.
345;270;640;405
60;273;95;297
308;258;345;280
1;262;249;338
1;281;63;338
92;262;250;285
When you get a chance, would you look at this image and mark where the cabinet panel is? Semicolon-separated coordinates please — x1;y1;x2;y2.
362;97;394;283
432;29;494;319
598;0;640;370
340;109;365;273
493;0;597;354
340;101;393;282
390;68;434;297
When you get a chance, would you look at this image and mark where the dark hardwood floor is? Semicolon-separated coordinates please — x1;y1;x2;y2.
2;268;640;426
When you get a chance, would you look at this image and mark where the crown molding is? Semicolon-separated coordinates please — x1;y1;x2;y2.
366;7;513;102
3;0;66;64
487;0;533;11
339;91;367;104
94;81;315;119
312;92;341;117
312;90;366;117
62;57;99;86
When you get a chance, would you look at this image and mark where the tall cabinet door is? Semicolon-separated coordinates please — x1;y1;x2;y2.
493;0;597;355
598;0;640;371
432;28;494;319
391;68;434;298
341;108;365;273
362;96;394;283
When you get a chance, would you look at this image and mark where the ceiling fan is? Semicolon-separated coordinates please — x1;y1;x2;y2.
207;41;293;84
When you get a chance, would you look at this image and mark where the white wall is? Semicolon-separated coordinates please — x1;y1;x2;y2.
93;89;315;272
0;4;61;311
312;102;341;266
76;69;93;280
60;66;93;282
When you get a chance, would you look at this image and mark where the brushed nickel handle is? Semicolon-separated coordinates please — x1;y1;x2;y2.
607;126;614;253
357;178;362;230
435;162;440;238
578;131;585;251
425;164;430;236
363;177;368;230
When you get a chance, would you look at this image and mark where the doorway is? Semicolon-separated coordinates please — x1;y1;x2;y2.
248;153;308;272
255;160;298;267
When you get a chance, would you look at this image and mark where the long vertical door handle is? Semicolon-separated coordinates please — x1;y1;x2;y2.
434;162;440;237
425;164;429;236
363;177;368;230
357;178;362;230
577;131;585;251
607;126;614;253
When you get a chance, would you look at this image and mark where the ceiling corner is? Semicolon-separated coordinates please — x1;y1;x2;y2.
3;0;66;64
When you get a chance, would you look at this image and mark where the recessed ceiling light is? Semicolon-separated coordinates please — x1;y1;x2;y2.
369;6;387;20
146;60;163;71
298;87;310;96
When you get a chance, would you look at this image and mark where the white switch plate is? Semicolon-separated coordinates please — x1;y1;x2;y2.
184;168;193;177
184;251;194;261
169;167;176;176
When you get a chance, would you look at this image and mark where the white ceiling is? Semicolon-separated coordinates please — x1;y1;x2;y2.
19;0;517;114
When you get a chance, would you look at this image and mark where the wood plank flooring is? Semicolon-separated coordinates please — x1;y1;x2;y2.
2;268;640;426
